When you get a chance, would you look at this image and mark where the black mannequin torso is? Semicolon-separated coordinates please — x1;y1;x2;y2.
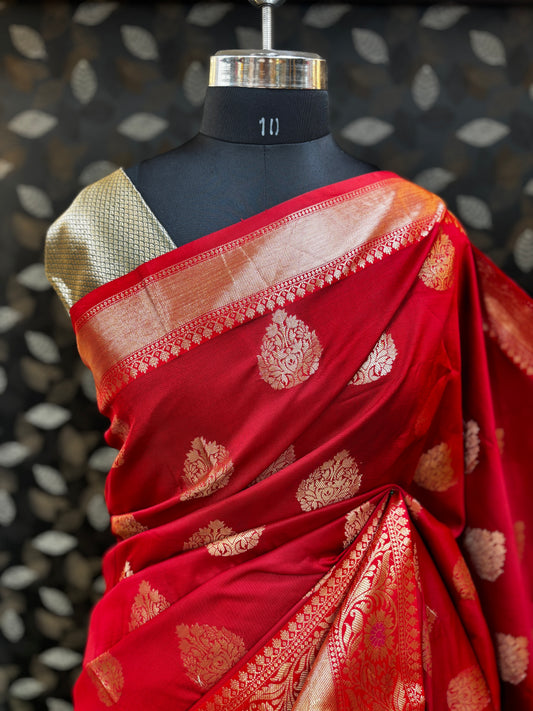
125;87;377;247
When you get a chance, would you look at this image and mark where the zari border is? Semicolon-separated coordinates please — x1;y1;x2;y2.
73;177;445;410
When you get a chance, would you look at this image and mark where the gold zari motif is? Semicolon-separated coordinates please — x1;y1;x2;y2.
464;419;481;474
418;230;456;291
175;623;246;689
452;557;477;601
252;445;296;485
296;449;362;512
181;437;233;500
129;580;170;631
87;652;124;707
414;442;456;492
496;633;529;685
350;332;398;385
258;310;322;390
464;527;506;582
111;513;148;540
343;501;376;547
446;666;491;711
183;520;265;557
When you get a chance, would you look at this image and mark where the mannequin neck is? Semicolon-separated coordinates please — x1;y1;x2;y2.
199;86;330;145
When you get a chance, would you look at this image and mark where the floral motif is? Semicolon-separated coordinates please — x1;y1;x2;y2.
446;666;491;710
514;521;525;561
464;527;506;582
184;520;234;551
111;513;148;540
87;652;124;706
418;230;456;291
414;442;456;492
119;560;134;580
181;437;234;500
257;309;322;390
343;501;376;547
296;450;362;512
350;332;397;385
405;494;423;519
452;557;476;600
252;445;296;485
496;633;529;685
363;609;395;661
464;419;480;474
207;527;265;557
176;623;246;689
129;580;170;631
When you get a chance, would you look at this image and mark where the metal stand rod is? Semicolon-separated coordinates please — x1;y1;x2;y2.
262;5;272;50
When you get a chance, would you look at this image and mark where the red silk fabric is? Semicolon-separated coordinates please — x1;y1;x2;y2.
68;173;532;709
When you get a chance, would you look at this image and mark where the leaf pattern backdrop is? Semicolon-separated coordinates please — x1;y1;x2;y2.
0;1;532;709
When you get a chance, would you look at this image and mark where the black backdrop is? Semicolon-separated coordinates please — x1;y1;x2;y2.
1;2;533;709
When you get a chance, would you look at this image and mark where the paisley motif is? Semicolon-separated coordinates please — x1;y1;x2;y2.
296;450;361;512
464;527;506;582
496;633;529;685
446;666;491;710
343;501;376;547
414;442;456;492
257;309;322;390
175;623;246;689
418;230;456;291
111;513;148;540
452;557;476;600
464;419;481;474
87;652;124;706
129;580;170;631
350;332;397;385
252;445;296;485
181;436;234;500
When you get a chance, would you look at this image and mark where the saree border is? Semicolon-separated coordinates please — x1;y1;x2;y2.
73;177;445;410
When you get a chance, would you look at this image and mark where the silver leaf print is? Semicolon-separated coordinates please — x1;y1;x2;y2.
71;59;98;104
73;2;118;26
46;699;74;711
0;490;16;527
121;25;159;60
0;306;22;333
303;4;350;28
33;464;68;495
414;167;456;193
25;403;71;430
514;229;533;273
8;110;58;138
0;565;39;590
86;494;110;531
470;30;506;66
17;264;51;291
39;647;83;671
0;441;30;467
183;60;208;107
235;26;262;50
341;117;394;146
32;531;77;556
17;184;53;218
9;678;46;700
412;64;440;110
352;28;389;64
187;3;233;27
420;5;469;30
79;160;118;185
0;159;14;179
9;24;47;59
457;195;493;229
39;587;74;616
25;331;60;364
456;118;510;147
117;113;169;141
0;608;24;643
88;446;118;471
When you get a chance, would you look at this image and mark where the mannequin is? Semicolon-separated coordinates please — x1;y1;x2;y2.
124;1;375;248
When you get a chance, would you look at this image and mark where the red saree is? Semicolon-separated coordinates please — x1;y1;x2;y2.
45;170;533;710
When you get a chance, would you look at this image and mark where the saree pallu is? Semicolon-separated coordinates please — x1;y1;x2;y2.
45;170;533;710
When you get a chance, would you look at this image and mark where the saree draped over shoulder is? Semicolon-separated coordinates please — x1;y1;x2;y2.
45;170;533;710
